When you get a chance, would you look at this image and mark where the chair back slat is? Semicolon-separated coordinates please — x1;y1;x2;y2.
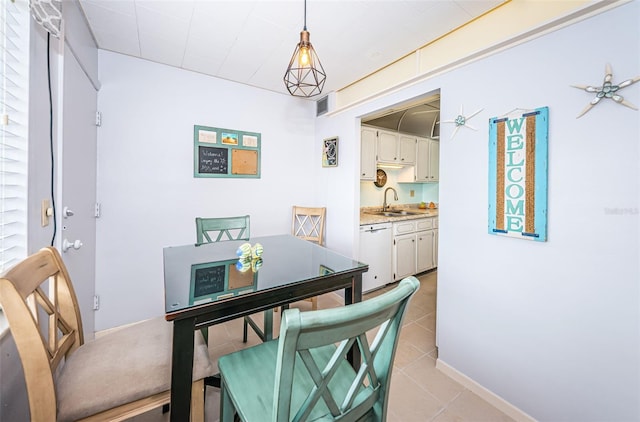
0;247;84;421
273;277;420;421
195;215;250;245
292;206;326;245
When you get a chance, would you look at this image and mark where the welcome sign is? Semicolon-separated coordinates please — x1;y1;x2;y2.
488;107;548;241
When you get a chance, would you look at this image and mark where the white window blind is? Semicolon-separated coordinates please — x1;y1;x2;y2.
0;0;28;273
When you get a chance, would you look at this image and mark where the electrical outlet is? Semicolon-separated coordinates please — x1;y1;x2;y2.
410;190;415;197
41;199;50;227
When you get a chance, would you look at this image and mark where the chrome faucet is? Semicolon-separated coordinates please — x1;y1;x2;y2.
382;187;398;212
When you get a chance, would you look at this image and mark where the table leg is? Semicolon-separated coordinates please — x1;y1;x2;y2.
346;273;362;369
170;318;196;422
264;308;274;341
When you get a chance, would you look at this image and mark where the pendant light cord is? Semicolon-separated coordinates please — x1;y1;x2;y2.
303;0;307;30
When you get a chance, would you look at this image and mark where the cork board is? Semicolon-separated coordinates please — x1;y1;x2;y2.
227;264;256;290
231;149;258;175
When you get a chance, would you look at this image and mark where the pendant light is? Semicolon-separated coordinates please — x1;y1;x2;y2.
283;0;326;97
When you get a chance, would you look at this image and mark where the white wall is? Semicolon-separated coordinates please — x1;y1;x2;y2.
95;51;318;329
318;2;639;420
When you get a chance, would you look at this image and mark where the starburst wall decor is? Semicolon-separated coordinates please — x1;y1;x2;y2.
571;63;640;118
442;105;483;139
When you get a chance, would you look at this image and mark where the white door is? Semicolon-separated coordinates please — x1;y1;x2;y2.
59;46;98;339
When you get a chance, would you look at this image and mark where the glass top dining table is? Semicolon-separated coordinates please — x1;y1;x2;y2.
163;234;368;421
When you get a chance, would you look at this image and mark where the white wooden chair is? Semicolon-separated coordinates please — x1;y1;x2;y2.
0;247;214;421
292;206;326;310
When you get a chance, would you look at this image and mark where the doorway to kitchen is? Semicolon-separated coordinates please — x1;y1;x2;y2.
358;91;440;343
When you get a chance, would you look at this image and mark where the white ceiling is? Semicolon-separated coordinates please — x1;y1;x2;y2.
77;0;504;98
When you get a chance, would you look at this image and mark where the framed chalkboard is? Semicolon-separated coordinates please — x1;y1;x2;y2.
194;125;261;178
189;259;257;305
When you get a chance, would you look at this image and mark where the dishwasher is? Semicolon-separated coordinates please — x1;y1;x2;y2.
359;222;392;292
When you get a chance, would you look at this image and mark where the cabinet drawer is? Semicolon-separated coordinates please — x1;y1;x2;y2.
416;218;433;231
393;221;415;235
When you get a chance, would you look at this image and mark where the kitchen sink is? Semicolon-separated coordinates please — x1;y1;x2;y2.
366;210;423;217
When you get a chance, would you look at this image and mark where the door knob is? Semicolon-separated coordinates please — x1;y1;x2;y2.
63;206;75;218
62;238;82;252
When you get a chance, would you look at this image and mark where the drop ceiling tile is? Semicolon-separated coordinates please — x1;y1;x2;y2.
79;0;136;18
93;26;141;57
182;53;226;78
135;3;191;42
135;0;195;22
138;33;187;67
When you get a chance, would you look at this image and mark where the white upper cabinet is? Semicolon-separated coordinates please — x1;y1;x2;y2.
360;127;377;180
377;130;416;165
376;130;398;163
398;136;438;183
398;135;416;165
361;126;437;183
428;138;439;182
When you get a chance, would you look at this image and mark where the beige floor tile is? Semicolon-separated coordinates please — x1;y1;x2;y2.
403;354;466;405
388;370;444;421
432;390;515;422
393;338;429;369
415;310;436;333
399;320;437;354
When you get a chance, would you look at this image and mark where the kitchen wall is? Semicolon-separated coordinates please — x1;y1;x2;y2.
359;175;439;208
318;2;639;420
94;51;318;329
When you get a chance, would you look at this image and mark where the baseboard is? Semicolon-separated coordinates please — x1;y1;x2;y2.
435;358;537;422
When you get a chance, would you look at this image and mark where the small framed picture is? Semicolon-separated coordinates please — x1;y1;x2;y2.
322;137;338;167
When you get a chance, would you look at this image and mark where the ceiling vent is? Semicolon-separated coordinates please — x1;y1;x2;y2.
316;96;329;116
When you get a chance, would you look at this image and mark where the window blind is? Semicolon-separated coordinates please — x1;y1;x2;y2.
0;0;28;273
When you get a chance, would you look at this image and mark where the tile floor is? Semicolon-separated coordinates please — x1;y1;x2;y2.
134;271;514;422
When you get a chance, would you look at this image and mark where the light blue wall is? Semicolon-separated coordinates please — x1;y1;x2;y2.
359;175;438;208
317;2;639;420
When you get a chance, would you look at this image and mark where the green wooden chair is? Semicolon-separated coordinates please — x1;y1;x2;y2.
218;276;420;422
195;215;273;343
195;215;250;245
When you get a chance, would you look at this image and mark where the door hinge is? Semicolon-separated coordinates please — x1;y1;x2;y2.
94;202;101;218
93;295;100;310
95;111;102;127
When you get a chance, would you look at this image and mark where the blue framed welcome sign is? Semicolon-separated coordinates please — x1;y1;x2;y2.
488;107;548;242
194;125;261;178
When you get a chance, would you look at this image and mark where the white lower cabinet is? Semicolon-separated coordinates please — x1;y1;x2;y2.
393;233;416;281
392;217;437;281
416;230;434;273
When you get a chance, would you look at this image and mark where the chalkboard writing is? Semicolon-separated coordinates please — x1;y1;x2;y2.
198;146;228;174
192;264;226;297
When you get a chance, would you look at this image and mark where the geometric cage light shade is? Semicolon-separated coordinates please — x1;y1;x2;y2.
283;30;326;97
29;0;63;38
283;0;326;98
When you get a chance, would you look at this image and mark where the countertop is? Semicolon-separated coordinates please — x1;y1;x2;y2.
360;206;439;225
